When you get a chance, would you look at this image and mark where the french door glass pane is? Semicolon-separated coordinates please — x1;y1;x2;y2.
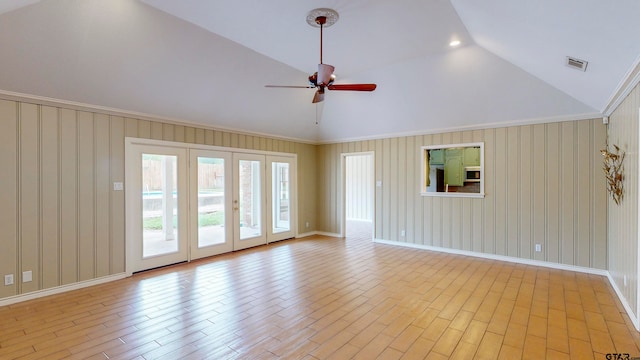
142;154;178;258
197;156;226;247
239;160;261;240
272;162;290;233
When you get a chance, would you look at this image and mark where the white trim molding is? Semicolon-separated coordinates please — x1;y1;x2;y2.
0;273;128;307
373;239;608;275
608;273;640;331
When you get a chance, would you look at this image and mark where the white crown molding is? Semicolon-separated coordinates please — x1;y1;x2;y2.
602;53;640;116
317;112;603;145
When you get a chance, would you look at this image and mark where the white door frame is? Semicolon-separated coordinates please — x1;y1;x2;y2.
189;149;233;259
125;138;297;276
232;152;267;251
125;142;189;274
266;155;297;242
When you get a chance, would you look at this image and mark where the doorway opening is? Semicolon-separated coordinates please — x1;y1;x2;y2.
343;152;374;239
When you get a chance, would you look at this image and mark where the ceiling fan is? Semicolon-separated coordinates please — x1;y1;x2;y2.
265;8;377;103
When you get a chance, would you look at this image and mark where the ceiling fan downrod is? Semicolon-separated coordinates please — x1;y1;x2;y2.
316;16;326;64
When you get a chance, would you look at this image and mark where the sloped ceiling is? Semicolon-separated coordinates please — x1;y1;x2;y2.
0;0;638;143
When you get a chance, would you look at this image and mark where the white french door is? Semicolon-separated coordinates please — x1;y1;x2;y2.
267;156;296;242
190;149;233;259
126;144;189;273
126;140;297;274
233;153;267;251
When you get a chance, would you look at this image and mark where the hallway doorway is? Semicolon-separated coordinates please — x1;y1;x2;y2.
343;152;374;239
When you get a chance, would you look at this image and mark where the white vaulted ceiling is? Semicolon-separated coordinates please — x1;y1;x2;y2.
0;0;639;142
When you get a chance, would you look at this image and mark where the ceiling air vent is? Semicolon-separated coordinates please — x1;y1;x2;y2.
566;56;588;71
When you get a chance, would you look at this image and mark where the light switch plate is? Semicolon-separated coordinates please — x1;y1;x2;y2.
23;270;32;283
4;274;14;286
113;182;124;191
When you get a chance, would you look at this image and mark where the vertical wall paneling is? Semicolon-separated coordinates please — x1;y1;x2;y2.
20;103;40;293
472;130;484;252
195;128;205;144
125;118;138;138
95;114;111;277
592;121;608;270
519;126;532;259
137;120;151;138
406;136;415;243
494;127;507;255
223;132;231;147
204;129;214;145
174;125;185;143
561;122;575;265
413;136;424;245
184;127;195;143
316;118;607;272
331;144;339;232
150;122;163;140
41;106;60;288
0;100;18;298
398;138;407;242
230;134;238;149
483;129;495;254
532;124;546;262
576;121;591;267
375;140;383;238
0;97;318;301
546;123;560;263
390;138;399;241
59;109;79;284
608;82;640;323
78;112;96;281
110;117;125;273
162;123;174;141
506;127;519;257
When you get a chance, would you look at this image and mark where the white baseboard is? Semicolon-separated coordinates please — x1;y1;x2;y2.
0;273;128;307
607;273;640;331
296;231;342;238
373;238;607;275
296;231;319;238
316;231;342;238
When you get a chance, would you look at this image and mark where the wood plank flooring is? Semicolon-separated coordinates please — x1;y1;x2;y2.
1;232;639;359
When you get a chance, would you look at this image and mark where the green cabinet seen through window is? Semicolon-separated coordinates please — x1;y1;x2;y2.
429;149;444;165
463;147;480;166
444;150;464;186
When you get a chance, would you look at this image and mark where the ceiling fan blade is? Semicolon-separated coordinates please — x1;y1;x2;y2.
312;89;325;103
317;64;335;86
265;85;315;89
327;84;377;91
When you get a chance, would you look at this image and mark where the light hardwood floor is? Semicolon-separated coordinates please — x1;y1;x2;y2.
1;232;639;359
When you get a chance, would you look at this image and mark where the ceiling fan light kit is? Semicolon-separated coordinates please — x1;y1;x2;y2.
265;8;377;104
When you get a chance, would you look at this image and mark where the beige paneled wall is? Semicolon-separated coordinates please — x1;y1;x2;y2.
0;98;316;300
318;119;608;269
608;83;639;321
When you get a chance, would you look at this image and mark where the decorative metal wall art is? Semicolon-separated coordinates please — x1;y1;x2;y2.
601;144;625;205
